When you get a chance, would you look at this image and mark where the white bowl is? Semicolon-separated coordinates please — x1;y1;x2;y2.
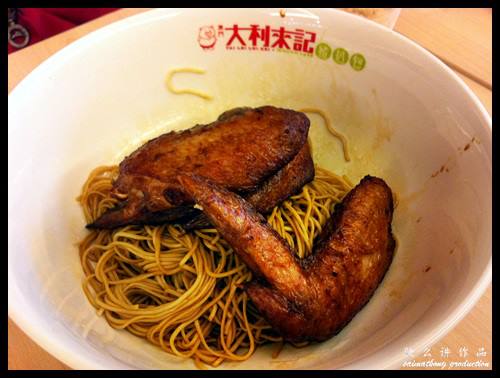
8;8;491;370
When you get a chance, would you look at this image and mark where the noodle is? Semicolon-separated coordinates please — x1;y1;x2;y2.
300;108;351;162
78;165;351;368
165;68;213;100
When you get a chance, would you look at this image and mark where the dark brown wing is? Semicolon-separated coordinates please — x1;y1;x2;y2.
302;175;395;341
117;106;309;192
177;173;310;301
246;140;315;213
89;106;310;229
183;141;315;230
177;173;395;342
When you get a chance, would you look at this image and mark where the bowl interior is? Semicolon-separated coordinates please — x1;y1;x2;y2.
8;8;491;369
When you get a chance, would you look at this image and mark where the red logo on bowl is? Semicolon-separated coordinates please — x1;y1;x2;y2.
198;24;317;55
198;26;217;50
196;24;367;72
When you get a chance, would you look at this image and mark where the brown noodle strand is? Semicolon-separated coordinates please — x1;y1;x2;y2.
300;108;351;162
165;68;213;100
78;165;351;367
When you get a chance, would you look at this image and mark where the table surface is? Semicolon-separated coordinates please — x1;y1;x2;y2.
8;8;492;370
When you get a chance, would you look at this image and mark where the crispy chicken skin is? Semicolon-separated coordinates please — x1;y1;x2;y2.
177;174;395;342
183;141;315;230
89;106;310;228
245;141;315;214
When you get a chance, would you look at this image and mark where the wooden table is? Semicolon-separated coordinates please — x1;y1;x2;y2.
8;8;492;370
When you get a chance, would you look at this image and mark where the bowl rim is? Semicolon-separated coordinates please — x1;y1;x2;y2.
8;7;492;370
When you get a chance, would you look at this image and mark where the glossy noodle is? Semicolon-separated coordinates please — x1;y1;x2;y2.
300;108;351;162
165;68;213;100
77;164;351;368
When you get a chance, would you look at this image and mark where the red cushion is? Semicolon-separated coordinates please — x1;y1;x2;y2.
8;8;119;54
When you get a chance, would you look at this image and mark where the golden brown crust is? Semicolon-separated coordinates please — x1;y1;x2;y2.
89;106;310;229
177;173;309;300
178;174;395;342
117;106;309;192
183;142;315;230
246;141;315;214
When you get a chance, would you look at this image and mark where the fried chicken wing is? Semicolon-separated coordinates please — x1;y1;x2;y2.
177;174;395;342
177;173;310;300
245;141;315;214
89;106;310;228
183;141;315;230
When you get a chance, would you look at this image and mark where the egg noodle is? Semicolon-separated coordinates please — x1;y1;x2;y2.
78;164;351;368
299;108;351;162
165;68;213;100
